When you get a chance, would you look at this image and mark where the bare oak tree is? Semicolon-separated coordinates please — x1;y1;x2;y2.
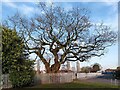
3;3;117;73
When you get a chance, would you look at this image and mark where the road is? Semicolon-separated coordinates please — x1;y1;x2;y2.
77;73;120;86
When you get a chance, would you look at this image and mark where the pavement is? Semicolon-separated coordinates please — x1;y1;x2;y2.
77;74;120;86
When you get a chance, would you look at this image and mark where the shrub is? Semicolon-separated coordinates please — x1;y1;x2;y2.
115;70;120;80
2;26;35;88
9;60;35;88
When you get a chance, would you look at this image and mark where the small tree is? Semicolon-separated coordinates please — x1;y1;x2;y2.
91;63;101;72
81;66;91;73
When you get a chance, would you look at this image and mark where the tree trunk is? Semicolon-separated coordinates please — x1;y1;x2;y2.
45;63;60;73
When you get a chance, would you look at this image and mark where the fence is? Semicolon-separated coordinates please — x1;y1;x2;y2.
77;73;102;79
1;73;75;89
1;74;12;89
34;73;75;84
1;73;103;89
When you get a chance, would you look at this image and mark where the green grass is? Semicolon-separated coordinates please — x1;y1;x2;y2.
26;80;119;88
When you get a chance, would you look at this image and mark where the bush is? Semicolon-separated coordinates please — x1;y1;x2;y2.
9;60;35;88
115;70;120;80
2;26;35;88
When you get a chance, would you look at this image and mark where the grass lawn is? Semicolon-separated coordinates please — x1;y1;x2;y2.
3;80;119;89
26;80;119;88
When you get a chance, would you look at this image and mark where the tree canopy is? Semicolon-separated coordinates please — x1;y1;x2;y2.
92;63;101;72
81;66;91;73
3;3;117;73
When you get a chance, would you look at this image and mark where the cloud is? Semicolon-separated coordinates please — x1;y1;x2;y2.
101;2;118;32
3;1;118;31
3;1;35;15
64;5;72;11
104;7;118;32
90;2;118;32
106;14;118;31
92;15;118;32
19;4;34;15
46;0;53;7
3;0;17;8
2;0;119;2
105;2;118;14
3;0;36;2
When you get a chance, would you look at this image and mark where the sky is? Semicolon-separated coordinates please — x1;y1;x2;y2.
1;0;119;71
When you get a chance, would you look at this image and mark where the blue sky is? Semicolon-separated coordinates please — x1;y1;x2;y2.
1;0;119;70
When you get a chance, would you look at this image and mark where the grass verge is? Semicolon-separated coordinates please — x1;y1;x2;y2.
26;80;119;88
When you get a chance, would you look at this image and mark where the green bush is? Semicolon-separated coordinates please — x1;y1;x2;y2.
9;70;34;88
9;60;35;88
115;70;120;80
2;26;35;88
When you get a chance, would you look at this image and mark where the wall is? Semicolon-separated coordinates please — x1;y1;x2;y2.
77;73;102;79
